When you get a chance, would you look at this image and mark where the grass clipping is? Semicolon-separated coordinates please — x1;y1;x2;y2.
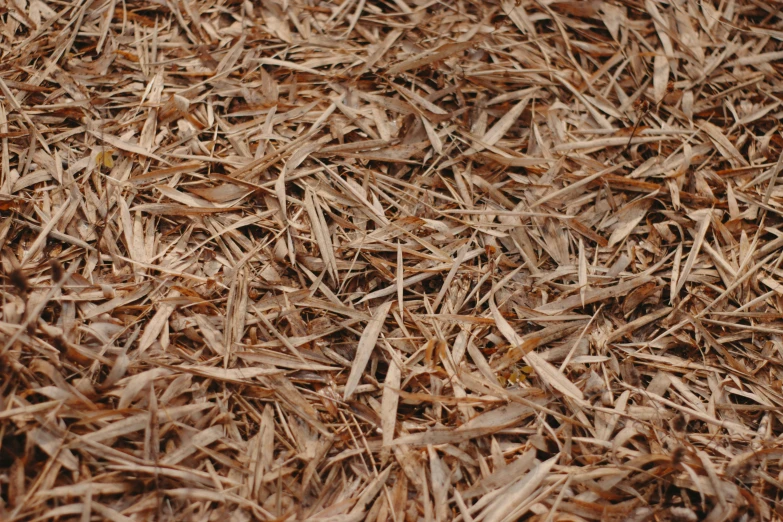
1;0;782;520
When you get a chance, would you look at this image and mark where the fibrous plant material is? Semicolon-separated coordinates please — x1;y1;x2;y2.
1;0;783;520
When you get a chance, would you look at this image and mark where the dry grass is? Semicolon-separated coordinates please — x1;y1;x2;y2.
1;0;783;520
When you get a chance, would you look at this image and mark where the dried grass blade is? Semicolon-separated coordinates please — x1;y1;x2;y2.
673;211;712;296
490;295;583;401
344;301;392;400
386;41;476;75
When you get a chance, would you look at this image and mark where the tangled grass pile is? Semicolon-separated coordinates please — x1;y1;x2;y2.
1;0;783;520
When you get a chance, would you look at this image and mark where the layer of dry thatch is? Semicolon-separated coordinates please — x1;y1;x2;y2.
1;0;783;520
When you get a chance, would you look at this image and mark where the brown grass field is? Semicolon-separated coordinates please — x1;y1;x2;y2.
1;0;783;520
